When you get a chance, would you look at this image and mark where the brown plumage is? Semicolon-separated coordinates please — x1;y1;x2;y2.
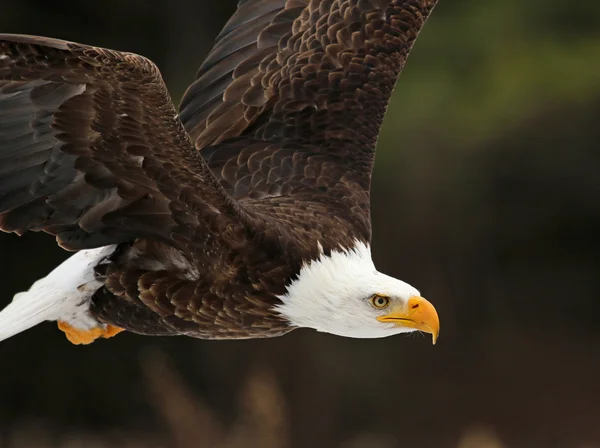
0;0;440;342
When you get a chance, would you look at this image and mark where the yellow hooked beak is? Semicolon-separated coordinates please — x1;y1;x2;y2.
376;296;440;344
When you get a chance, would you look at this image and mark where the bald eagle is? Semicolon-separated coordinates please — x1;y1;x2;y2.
0;0;440;345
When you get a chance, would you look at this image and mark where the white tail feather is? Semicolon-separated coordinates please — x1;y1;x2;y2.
0;245;117;342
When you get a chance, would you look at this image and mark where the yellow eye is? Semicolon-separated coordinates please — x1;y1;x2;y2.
370;294;390;309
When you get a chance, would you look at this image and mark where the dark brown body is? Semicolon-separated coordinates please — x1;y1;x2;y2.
91;239;296;339
0;0;439;339
92;204;360;339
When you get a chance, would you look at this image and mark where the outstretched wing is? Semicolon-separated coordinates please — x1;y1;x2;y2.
0;35;244;253
179;0;439;242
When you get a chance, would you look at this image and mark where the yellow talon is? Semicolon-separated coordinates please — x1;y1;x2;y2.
57;321;124;345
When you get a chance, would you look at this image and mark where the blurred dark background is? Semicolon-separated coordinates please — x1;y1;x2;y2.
1;1;599;447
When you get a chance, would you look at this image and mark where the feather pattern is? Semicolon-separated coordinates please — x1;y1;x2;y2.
182;0;439;240
0;35;244;255
0;0;440;341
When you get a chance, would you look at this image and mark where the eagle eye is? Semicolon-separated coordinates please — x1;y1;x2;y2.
369;294;390;309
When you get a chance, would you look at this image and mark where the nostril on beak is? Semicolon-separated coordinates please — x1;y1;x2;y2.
411;303;419;309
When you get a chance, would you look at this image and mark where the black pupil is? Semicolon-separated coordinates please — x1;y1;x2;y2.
376;297;385;305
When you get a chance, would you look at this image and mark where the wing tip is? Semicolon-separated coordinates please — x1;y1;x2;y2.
0;34;71;50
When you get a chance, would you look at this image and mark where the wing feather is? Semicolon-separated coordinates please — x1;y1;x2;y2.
0;35;244;254
180;0;439;243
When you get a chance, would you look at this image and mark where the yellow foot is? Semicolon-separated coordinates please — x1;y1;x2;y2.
57;321;125;345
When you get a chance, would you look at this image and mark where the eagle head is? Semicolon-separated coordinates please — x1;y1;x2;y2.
275;241;440;343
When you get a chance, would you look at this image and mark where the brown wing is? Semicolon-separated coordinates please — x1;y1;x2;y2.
180;0;439;242
0;35;244;254
179;0;291;147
